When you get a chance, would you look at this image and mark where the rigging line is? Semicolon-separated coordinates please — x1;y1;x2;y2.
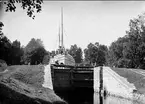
52;34;58;51
63;29;67;48
64;28;67;37
53;25;60;51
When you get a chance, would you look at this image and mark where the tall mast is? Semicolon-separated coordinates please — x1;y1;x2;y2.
61;7;64;49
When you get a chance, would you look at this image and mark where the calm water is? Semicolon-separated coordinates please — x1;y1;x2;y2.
54;88;145;104
94;93;145;104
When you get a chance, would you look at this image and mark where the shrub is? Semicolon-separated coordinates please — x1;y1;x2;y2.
0;59;7;72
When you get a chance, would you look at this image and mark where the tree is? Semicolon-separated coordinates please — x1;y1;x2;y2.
0;22;4;36
97;44;108;66
107;37;127;67
24;38;43;53
42;53;50;65
0;22;12;65
21;38;46;65
0;35;12;65
84;42;108;66
11;40;24;65
30;47;47;65
84;43;98;66
0;0;44;64
125;12;145;69
68;44;83;64
107;12;145;69
0;35;24;65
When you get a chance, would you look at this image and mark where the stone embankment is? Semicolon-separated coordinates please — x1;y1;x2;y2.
42;64;53;90
94;67;136;99
94;66;145;104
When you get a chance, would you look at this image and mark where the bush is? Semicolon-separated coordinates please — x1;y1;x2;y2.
0;59;7;72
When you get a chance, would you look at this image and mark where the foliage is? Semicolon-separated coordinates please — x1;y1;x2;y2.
11;40;24;65
0;33;24;65
1;36;48;65
30;47;47;64
0;35;12;64
50;50;56;58
0;59;7;72
0;0;45;65
24;38;43;53
0;22;4;36
67;44;83;63
21;38;47;65
42;54;50;65
84;42;108;66
2;0;43;19
107;12;145;69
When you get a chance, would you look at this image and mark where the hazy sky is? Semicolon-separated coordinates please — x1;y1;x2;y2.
1;1;145;51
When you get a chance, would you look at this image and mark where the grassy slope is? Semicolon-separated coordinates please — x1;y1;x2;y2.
111;67;145;94
7;65;44;87
0;65;66;104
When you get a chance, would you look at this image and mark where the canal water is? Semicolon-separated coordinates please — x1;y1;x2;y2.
54;88;145;104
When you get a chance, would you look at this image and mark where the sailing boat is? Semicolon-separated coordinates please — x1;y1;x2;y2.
50;8;75;66
50;9;93;90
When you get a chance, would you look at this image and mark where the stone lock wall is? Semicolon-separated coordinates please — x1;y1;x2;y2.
94;67;136;99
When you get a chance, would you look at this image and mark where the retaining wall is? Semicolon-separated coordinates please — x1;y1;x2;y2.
94;66;136;99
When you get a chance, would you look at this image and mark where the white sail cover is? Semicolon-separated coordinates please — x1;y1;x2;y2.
50;53;75;66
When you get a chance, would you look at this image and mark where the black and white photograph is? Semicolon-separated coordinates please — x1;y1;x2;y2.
0;0;145;104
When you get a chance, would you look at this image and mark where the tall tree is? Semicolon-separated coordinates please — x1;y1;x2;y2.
107;37;128;67
24;38;43;53
11;40;24;65
107;12;145;69
0;21;12;65
84;42;108;66
30;47;47;65
0;35;12;65
125;12;145;69
21;38;46;65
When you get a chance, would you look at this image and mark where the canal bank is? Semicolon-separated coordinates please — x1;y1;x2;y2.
0;65;67;104
94;66;145;104
94;66;137;99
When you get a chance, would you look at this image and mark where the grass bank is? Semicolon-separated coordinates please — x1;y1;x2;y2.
111;67;145;94
0;65;67;104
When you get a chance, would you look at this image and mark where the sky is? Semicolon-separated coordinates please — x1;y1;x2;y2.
1;1;145;51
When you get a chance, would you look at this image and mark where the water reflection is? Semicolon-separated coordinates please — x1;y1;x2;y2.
54;88;145;104
54;88;93;104
94;92;145;104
